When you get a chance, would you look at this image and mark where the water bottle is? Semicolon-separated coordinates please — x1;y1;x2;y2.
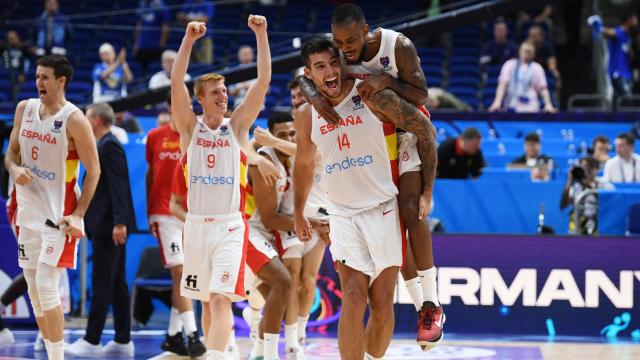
488;128;497;140
568;129;575;141
537;203;546;234
567;143;576;155
561;129;568;140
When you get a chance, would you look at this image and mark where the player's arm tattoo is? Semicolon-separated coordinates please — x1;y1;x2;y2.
299;76;320;102
390;35;429;106
369;89;437;196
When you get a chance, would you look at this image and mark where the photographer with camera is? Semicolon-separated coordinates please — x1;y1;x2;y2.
560;157;613;235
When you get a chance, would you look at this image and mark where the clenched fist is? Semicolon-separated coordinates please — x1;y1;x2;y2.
185;21;207;42
248;15;267;33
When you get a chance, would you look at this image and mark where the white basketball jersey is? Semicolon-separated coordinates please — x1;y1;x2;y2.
247;146;292;231
16;98;81;230
341;28;400;80
186;118;247;216
310;80;399;217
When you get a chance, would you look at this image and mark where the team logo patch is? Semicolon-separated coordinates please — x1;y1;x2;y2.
26;108;34;122
352;95;364;110
51;119;63;133
18;244;27;259
185;274;198;289
221;271;230;284
219;125;229;135
380;56;391;70
46;245;54;255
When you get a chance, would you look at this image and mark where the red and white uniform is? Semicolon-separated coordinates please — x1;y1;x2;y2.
16;98;82;269
180;119;248;302
341;27;425;176
244;147;288;286
146;124;184;268
310;80;405;282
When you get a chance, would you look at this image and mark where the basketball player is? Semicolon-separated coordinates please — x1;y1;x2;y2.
298;3;443;349
169;160;241;360
171;17;275;360
4;54;101;360
146;93;206;357
253;82;331;348
294;38;436;360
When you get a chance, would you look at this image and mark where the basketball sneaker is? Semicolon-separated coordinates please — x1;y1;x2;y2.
65;338;105;358
226;340;240;360
103;340;135;357
417;301;445;351
187;331;206;358
286;345;306;360
161;331;188;356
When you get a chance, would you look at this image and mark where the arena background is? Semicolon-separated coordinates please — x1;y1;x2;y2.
1;0;640;359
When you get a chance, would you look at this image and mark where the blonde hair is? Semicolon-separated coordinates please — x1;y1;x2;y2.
194;73;225;98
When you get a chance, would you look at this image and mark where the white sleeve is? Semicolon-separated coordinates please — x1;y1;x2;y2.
602;159;612;182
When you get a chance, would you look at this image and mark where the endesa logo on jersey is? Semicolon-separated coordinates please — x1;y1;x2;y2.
191;174;234;185
196;137;231;149
320;115;363;135
159;151;182;161
24;164;56;181
325;154;373;174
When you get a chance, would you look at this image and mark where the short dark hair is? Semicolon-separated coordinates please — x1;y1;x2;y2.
616;132;635;145
592;135;609;147
331;3;366;27
524;132;540;143
580;156;600;170
267;112;293;132
461;127;481;140
300;37;338;67
288;75;302;90
36;55;73;90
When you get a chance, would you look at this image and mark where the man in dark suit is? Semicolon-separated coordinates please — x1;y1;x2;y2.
66;103;136;358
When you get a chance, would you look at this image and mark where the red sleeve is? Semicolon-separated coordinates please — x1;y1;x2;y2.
145;130;156;164
172;161;187;197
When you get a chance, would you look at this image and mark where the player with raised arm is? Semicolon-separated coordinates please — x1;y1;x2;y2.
294;37;436;360
298;3;443;350
170;16;276;360
4;54;100;360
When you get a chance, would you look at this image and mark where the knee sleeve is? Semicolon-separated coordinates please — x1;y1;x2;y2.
24;269;44;317
35;263;62;312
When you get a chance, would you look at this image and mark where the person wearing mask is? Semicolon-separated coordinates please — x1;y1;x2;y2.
603;132;640;183
437;128;486;179
488;41;556;113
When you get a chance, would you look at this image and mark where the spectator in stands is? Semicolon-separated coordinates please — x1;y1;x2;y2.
560;157;611;235
588;13;638;100
288;75;306;117
603;132;640;183
511;132;553;167
526;24;560;80
149;50;191;89
134;0;170;77
34;0;72;57
488;41;556;113
426;87;473;112
177;0;215;64
480;20;517;66
229;45;259;109
1;31;32;104
92;43;133;104
590;135;611;167
115;111;143;134
437;127;485;179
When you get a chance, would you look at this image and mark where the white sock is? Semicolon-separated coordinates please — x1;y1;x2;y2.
180;310;198;334
365;352;383;360
418;267;440;307
168;307;183;336
250;337;264;358
206;349;225;360
47;339;64;360
228;328;237;346
264;333;280;359
284;323;298;349
404;277;424;311
44;338;51;352
297;315;309;341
